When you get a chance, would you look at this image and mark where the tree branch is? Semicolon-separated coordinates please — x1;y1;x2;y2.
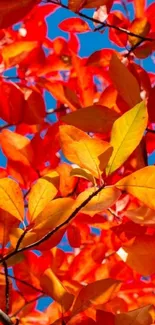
2;261;10;315
0;184;105;263
0;310;13;325
47;0;154;42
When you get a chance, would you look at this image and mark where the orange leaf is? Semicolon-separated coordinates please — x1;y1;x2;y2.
109;54;141;108
0;178;24;221
59;125;113;178
0;129;34;167
129;18;150;46
61;105;119;134
33;197;75;231
0;0;40;29
133;0;145;18
56;163;77;197
116;305;155;325
122;235;155;276
75;186;121;216
87;49;116;68
59;18;90;33
2;41;38;69
116;166;155;210
28;171;59;222
37;78;78;111
40;268;74;312
71;278;121;315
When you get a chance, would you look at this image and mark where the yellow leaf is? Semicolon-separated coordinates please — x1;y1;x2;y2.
61;105;119;133
10;228;37;249
40;268;74;312
116;166;155;210
106;101;148;175
116;305;155;325
0;178;24;221
125;206;155;225
59;125;113;179
71;278;121;315
70;168;95;184
28;171;59;222
109;54;141;108
33;197;75;231
122;235;155;276
75;186;121;216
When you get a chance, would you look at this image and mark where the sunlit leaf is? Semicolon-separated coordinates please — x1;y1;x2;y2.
40;268;74;312
116;166;155;210
59;125;113;178
0;178;24;221
129;18;150;46
59;18;90;33
75;186;121;216
71;278;121;315
2;41;38;68
28;171;59;222
109;54;141;108
106;101;148;175
33;197;75;231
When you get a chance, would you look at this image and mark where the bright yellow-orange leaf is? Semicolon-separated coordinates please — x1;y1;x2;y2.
125;206;155;225
40;268;74;312
70;167;95;184
116;305;155;325
75;186;121;216
59;125;113;179
109;54;141;108
106;101;148;175
0;178;24;221
71;278;121;315
123;235;155;275
2;41;38;68
116;166;155;210
61;105;119;134
28;171;59;222
33;197;75;232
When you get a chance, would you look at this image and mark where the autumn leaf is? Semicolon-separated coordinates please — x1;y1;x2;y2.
0;0;40;29
116;166;155;210
59;18;90;33
61;105;119;134
2;41;38;69
109;54;141;108
40;268;74;312
122;235;155;276
106;101;148;175
59;125;113;178
75;186;121;216
33;197;75;232
71;278;121;315
28;171;59;222
116;305;155;325
0;178;24;221
129;18;150;46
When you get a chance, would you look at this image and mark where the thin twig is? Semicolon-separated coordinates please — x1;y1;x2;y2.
15;228;29;251
125;39;145;57
146;127;155;134
11;294;44;318
47;0;154;42
0;271;45;294
2;261;10;314
0;184;105;263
